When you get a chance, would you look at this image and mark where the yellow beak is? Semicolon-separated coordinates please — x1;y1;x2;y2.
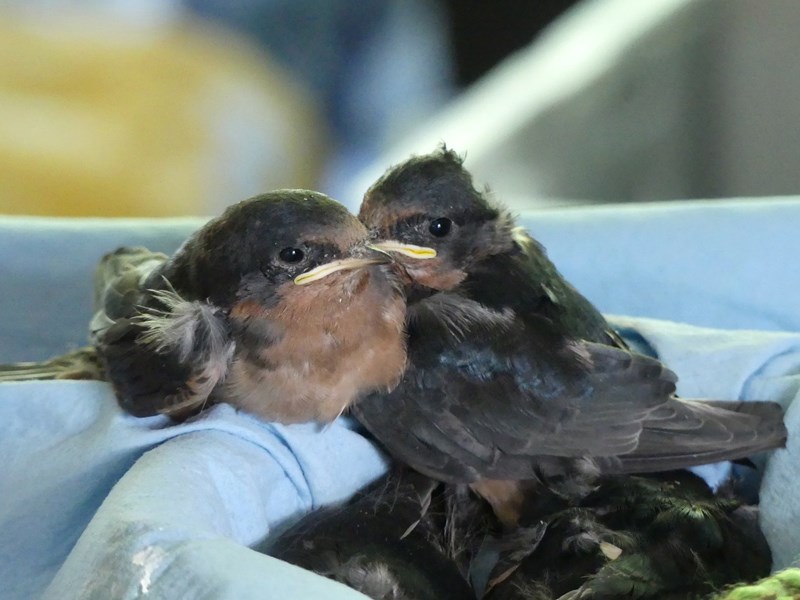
369;241;437;259
294;256;387;286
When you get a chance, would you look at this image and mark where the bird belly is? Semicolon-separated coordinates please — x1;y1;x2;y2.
226;270;407;424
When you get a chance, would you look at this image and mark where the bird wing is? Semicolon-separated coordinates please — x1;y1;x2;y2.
91;247;233;419
507;231;785;472
0;246;164;382
90;246;170;330
497;230;627;349
354;294;675;482
609;398;786;474
357;292;785;482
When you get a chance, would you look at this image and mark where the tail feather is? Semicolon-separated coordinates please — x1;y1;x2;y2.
0;347;104;382
615;399;787;474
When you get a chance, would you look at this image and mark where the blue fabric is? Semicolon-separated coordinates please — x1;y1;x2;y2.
527;198;800;333
0;216;202;363
0;385;386;599
1;198;799;598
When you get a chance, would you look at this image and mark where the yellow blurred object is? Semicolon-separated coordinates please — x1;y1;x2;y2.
0;13;326;217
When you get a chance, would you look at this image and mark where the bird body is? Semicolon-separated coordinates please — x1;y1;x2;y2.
354;148;786;524
486;470;773;600
263;468;476;600
1;191;407;424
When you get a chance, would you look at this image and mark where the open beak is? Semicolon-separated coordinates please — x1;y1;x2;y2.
368;240;437;260
294;246;392;286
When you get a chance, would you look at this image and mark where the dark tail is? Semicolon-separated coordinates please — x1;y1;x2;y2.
613;399;787;474
0;347;104;382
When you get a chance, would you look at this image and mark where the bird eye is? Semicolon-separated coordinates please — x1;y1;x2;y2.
278;247;305;264
428;217;452;237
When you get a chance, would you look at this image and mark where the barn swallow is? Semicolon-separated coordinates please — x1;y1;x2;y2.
352;147;787;526
486;470;772;600
262;467;477;600
0;190;408;424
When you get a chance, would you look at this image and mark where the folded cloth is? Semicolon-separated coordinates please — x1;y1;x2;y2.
0;383;386;600
528;198;800;334
1;316;798;599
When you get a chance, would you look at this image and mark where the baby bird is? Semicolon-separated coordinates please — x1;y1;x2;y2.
263;467;476;600
486;471;772;600
0;190;408;424
353;147;786;526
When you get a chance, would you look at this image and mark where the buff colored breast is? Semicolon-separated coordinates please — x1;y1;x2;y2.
225;266;406;424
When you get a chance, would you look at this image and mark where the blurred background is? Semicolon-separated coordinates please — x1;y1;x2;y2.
0;0;799;217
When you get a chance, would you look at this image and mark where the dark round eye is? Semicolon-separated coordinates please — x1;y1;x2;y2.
278;247;305;264
428;217;452;237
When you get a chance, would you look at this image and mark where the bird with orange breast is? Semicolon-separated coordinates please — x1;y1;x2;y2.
0;190;409;425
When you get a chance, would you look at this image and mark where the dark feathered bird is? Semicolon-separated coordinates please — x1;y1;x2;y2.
262;467;479;600
485;471;772;600
353;147;786;526
0;190;408;424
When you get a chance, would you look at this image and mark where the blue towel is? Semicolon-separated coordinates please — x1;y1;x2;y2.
1;319;798;599
1;198;799;598
1;384;387;599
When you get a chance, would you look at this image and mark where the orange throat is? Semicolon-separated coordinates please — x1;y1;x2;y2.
225;268;407;424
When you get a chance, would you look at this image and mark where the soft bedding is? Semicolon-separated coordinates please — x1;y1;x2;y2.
1;198;798;599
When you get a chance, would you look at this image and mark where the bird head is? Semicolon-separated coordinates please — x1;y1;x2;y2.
359;147;515;291
160;189;393;308
139;190;408;424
